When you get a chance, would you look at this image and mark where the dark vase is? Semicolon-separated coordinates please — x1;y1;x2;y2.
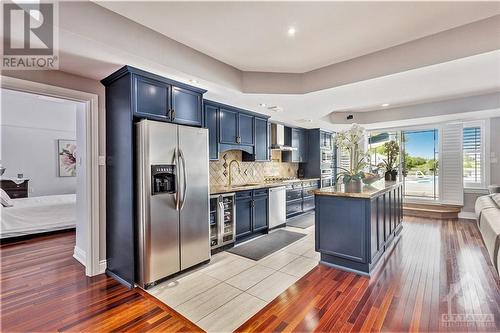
345;179;362;193
390;170;398;181
384;171;392;181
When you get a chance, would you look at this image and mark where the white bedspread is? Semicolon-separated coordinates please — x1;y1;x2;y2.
1;194;76;238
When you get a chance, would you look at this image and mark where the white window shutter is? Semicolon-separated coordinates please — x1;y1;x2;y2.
440;123;464;205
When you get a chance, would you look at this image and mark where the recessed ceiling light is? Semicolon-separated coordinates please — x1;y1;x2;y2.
287;27;296;36
189;79;199;84
381;103;390;107
259;103;267;107
297;118;313;123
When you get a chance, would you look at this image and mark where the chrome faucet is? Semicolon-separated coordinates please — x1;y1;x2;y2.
228;159;241;187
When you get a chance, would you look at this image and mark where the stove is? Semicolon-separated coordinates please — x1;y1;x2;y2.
264;176;299;182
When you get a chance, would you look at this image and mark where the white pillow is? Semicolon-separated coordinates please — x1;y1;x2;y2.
0;189;13;207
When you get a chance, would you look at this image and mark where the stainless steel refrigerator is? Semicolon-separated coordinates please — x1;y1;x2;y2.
136;119;210;289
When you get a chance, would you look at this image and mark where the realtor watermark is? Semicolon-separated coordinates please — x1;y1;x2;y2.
440;273;495;328
2;0;59;70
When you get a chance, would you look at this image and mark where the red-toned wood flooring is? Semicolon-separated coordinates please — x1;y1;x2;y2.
1;217;499;332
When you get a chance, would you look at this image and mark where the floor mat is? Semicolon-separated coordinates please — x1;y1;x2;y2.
228;230;306;261
286;212;315;229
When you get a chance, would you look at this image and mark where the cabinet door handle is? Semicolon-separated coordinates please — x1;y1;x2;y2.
171;108;176;120
167;109;172;119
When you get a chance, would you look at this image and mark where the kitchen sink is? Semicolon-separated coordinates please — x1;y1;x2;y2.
231;182;261;188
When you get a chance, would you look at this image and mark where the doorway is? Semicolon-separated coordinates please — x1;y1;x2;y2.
1;76;100;276
402;129;439;200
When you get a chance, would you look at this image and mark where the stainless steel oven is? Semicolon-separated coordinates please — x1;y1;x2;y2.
321;177;333;188
321;150;334;164
321;168;333;178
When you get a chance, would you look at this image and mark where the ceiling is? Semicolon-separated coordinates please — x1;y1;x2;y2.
3;1;498;131
96;1;500;73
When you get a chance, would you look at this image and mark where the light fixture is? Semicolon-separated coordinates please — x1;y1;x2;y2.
381;103;390;107
189;79;199;84
267;106;284;113
287;27;296;36
297;118;312;123
259;103;267;107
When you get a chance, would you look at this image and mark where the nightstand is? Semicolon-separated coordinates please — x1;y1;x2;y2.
0;178;29;198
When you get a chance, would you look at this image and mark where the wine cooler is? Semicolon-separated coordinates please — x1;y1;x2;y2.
209;193;236;250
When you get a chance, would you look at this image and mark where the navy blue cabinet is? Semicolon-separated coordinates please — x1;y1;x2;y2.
219;108;238;144
219;108;254;145
121;66;205;126
236;196;253;238
238;113;254;146
315;183;403;275
101;66;206;288
235;189;269;241
204;103;219;160
134;75;171;121
171;86;203;126
203;100;269;161
254;117;269;161
253;193;269;231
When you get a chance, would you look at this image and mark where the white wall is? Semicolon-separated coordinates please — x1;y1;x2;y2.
1;89;77;197
490;117;500;185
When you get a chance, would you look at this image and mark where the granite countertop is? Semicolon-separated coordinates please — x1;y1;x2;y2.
312;180;402;199
210;178;320;195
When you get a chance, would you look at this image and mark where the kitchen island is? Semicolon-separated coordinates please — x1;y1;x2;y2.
313;181;403;276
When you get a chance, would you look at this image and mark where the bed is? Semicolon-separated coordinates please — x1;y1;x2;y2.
1;194;76;239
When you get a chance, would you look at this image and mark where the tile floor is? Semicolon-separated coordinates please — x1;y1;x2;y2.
147;215;319;333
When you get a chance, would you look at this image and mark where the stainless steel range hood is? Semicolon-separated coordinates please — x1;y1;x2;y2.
270;123;296;151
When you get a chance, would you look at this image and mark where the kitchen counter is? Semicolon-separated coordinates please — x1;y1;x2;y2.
314;181;403;276
312;180;401;199
210;178;320;195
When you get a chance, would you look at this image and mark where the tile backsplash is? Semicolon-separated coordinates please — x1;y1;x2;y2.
209;150;298;186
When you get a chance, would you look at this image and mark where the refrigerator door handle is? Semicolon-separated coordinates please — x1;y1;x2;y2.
179;148;188;210
174;147;180;211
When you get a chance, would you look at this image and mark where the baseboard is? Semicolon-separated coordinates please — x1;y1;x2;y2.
73;246;86;267
458;211;477;220
98;259;107;274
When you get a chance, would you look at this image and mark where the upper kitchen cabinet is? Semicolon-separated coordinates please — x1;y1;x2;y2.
134;75;171;121
219;108;254;146
204;100;269;161
104;66;206;127
283;127;309;163
238;113;254;146
253;117;269;161
171;86;203;126
219;107;238;144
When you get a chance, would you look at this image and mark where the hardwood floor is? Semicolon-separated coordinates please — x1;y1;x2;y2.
237;217;500;332
0;231;202;332
1;217;499;332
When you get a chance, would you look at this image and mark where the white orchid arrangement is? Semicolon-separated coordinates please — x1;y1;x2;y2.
335;124;368;184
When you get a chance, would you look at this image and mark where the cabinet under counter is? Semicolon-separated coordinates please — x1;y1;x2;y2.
313;181;403;276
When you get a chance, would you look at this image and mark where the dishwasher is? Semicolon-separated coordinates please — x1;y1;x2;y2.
269;186;286;229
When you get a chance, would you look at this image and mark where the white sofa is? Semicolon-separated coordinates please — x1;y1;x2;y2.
475;194;500;275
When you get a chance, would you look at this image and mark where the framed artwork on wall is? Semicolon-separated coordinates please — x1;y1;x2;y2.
58;139;77;177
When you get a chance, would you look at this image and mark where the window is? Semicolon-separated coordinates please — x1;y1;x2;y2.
463;125;484;188
338;147;351;172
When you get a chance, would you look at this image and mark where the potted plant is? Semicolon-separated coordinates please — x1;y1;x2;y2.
335;124;368;193
380;140;399;181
